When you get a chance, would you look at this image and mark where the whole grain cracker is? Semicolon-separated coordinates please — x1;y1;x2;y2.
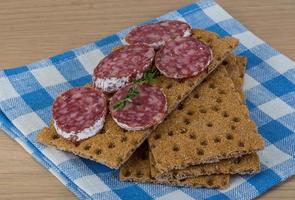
149;55;260;180
119;142;230;189
37;29;239;169
224;56;246;99
150;149;260;180
148;65;264;174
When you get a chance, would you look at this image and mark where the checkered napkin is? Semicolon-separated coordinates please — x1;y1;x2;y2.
1;0;295;199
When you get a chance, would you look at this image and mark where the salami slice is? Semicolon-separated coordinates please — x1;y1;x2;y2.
93;44;155;93
155;37;213;79
109;83;167;131
125;20;192;49
52;87;107;142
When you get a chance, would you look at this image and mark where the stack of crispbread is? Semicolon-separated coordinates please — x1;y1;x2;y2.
119;31;264;189
37;29;264;189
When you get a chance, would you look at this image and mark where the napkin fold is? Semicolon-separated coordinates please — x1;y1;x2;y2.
1;0;295;199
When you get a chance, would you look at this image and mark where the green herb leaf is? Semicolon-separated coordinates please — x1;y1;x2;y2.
113;101;126;110
135;67;159;84
113;68;159;110
113;87;139;110
126;87;139;99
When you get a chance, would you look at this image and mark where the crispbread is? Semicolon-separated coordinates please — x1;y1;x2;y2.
148;64;264;174
119;142;230;189
149;55;260;180
37;29;239;169
224;55;246;99
150;151;260;180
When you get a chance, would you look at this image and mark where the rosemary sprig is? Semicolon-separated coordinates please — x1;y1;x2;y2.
113;86;139;109
113;68;159;110
135;67;159;84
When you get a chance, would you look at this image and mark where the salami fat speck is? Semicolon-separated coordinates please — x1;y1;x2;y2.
125;20;192;49
109;83;167;131
52;87;107;142
155;37;213;79
93;44;155;93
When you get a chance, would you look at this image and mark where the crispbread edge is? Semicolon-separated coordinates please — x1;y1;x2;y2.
119;143;230;189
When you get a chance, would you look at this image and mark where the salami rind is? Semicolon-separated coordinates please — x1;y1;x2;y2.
109;83;167;131
93;44;155;93
155;37;213;79
52;87;107;142
125;20;192;49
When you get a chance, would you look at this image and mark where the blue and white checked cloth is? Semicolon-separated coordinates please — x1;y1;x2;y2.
1;0;295;199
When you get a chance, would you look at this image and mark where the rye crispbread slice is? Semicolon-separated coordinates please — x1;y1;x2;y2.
149;55;260;179
148;64;264;174
119;142;230;189
150;153;259;180
37;29;238;169
224;55;246;99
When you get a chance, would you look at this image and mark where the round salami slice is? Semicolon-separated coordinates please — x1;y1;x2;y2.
52;87;107;142
109;83;167;131
125;20;192;49
93;44;155;93
155;37;213;79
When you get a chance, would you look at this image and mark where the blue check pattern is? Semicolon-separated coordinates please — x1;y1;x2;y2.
1;0;295;199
